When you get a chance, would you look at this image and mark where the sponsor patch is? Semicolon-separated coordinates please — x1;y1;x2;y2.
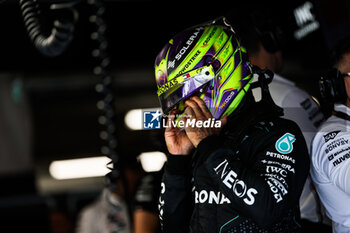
266;151;295;163
325;138;349;154
275;133;296;154
323;130;341;143
213;159;258;205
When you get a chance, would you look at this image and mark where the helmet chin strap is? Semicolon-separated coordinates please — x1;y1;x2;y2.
250;66;283;115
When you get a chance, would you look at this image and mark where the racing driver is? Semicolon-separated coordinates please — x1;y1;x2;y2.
155;17;310;233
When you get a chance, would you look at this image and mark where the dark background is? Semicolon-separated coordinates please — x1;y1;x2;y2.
0;0;349;232
1;0;348;160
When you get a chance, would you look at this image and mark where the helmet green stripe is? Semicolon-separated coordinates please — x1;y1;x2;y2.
168;26;223;80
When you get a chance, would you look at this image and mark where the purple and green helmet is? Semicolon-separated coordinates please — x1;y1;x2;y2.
154;17;253;119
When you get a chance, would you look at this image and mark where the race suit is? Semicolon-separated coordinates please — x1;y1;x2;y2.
158;96;310;233
253;73;326;223
311;104;350;233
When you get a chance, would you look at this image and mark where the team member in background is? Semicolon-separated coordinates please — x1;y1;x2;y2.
156;17;309;233
75;182;131;233
76;159;142;233
226;7;328;232
311;35;350;233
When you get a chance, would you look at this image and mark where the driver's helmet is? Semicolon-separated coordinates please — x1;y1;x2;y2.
155;17;253;119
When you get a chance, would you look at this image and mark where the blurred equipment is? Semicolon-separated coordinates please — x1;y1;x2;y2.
19;0;79;57
49;156;111;180
293;1;320;40
137;151;166;173
0;74;34;195
319;68;348;103
88;0;121;187
19;0;122;187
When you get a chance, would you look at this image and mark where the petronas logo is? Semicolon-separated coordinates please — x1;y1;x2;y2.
275;133;296;154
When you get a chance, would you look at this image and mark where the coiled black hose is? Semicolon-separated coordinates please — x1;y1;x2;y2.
19;0;77;57
88;0;120;186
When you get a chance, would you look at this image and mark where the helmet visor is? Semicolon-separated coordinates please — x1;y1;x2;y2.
158;65;215;114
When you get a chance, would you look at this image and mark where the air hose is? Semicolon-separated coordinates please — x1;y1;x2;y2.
19;0;78;57
20;0;121;186
88;0;121;187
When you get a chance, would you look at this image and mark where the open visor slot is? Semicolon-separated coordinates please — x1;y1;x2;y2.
158;65;215;114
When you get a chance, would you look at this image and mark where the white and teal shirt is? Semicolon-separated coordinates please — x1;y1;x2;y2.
311;104;350;233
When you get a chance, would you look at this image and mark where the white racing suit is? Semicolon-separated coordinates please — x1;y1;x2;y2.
311;104;350;233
